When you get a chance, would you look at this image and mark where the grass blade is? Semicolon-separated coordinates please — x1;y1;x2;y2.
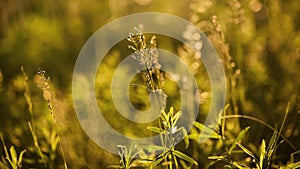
173;150;198;165
147;126;164;133
28;122;47;167
193;122;220;139
0;162;9;169
279;161;300;169
208;155;248;169
9;146;17;166
181;128;189;148
236;142;258;162
229;126;250;154
171;111;182;127
17;149;26;168
259;139;266;169
151;152;168;169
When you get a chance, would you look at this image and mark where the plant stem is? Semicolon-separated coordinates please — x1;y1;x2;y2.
221;113;297;151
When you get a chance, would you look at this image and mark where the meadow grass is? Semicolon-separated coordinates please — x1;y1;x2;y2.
0;0;300;168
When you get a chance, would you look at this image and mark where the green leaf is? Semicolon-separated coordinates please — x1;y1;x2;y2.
181;128;189;149
179;160;192;169
230;162;249;169
188;133;220;142
236;143;258;162
28;122;47;167
169;107;174;116
267;131;278;154
128;144;134;159
193;122;220;139
208;155;226;160
224;165;233;169
229;126;250;154
10;146;17;165
263;131;280;169
147;126;164;133
290;150;300;163
260;139;266;169
279;161;300;169
0;161;9;169
173;150;198;165
161;110;169;124
17;149;26;167
151;153;168;169
208;156;248;169
107;164;121;168
172;153;179;169
130;158;152;167
171;111;182;127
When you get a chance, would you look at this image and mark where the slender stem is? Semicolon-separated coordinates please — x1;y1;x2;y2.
221;104;230;153
146;68;170;169
28;122;47;167
22;67;48;167
0;133;9;163
278;102;290;141
221;114;297;151
145;68;167;151
173;149;179;169
48;100;68;169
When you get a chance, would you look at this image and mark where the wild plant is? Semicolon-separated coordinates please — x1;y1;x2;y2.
110;16;300;168
34;67;68;169
0;133;26;169
193;103;300;169
183;1;300;167
0;67;69;169
109;27;198;169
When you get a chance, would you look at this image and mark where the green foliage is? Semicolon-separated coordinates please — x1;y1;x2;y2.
111;106;196;169
147;107;195;168
108;144;142;169
0;133;26;169
228;126;250;155
0;0;300;168
190;122;221;141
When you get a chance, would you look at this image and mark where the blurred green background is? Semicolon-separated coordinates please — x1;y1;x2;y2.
0;0;300;168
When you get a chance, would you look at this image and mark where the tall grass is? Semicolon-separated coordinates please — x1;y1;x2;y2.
0;0;299;168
